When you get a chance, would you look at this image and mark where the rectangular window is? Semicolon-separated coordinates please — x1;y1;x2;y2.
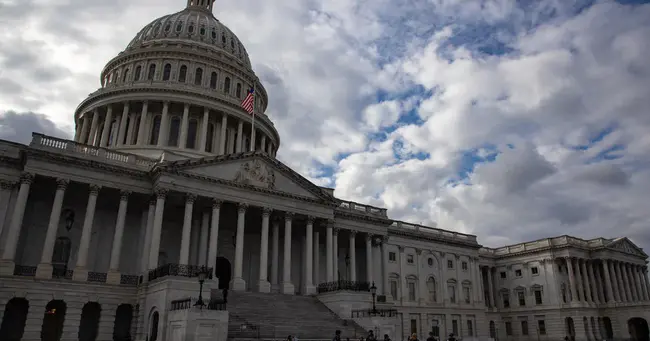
531;266;539;275
447;260;453;269
467;320;473;336
407;254;414;264
408;282;416;301
503;293;510;308
411;319;417;334
390;281;398;300
463;287;471;303
521;321;529;335
538;320;546;335
500;271;506;279
452;320;458;336
518;291;526;306
515;269;522;277
389;252;396;262
535;290;543;305
461;261;468;270
431;320;440;337
449;286;456;303
505;322;512;336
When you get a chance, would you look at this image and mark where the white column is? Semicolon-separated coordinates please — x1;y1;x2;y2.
258;208;272;293
260;135;266;153
179;194;196;265
581;260;592;304
313;231;320;286
136;101;149;145
199;210;210;265
219;114;228;155
271;218;280;289
235;120;243;152
117;103;129;146
88;108;100;146
566;258;578;302
148;188;167;271
281;212;295;294
207;199;222;284
625;263;637;301
349;231;357;281
140;199;156;273
199;108;210;152
232;203;247;291
633;265;645;301
587;261;600;304
157;101;170;147
35;178;69;279
100;105;113;147
618;262;630;301
304;216;315;294
365;234;373;284
474;258;483;302
606;260;620;302
72;184;101;281
643;267;650;301
333;228;339;280
78;115;91;143
178;103;190;148
487;267;495;307
326;222;334;282
106;190;130;284
594;262;605;303
381;237;390;297
0;181;13;241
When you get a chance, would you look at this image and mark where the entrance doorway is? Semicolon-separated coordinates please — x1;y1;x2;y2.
628;318;650;341
215;257;232;290
41;300;67;341
0;297;29;341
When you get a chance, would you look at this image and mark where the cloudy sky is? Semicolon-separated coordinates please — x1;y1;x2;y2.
1;0;649;251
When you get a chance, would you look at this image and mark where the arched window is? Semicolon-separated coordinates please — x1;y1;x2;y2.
223;77;231;94
200;26;206;36
186;119;198;149
122;68;129;82
178;65;187;83
194;68;203;85
162;64;171;81
147;64;156;81
206;123;215;152
221;33;226;45
134;66;142;81
188;24;194;33
149;311;159;341
150;116;161;145
427;277;437;302
41;300;66;341
112;304;133;341
0;297;29;341
164;23;171;32
209;72;218;89
78;302;101;341
168;117;181;147
211;29;217;39
236;83;242;98
175;21;183;32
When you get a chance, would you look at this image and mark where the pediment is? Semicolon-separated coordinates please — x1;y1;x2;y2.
163;154;333;202
606;238;648;258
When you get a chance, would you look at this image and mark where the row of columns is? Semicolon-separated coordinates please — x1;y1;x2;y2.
565;257;650;304
74;101;276;156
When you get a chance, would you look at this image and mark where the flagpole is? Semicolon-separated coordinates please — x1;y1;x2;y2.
249;84;256;152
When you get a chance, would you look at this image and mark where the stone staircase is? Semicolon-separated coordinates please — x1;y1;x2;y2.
214;290;367;340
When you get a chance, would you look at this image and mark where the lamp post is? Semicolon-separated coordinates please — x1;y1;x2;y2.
195;266;208;309
370;281;378;313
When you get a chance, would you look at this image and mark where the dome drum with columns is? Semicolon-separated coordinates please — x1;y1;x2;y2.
73;0;275;161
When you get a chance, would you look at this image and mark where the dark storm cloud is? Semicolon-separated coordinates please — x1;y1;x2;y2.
0;111;72;145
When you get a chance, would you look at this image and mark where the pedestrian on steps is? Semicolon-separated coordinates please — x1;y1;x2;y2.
333;330;342;341
383;334;391;341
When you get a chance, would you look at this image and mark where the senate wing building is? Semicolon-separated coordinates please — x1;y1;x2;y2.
0;1;649;341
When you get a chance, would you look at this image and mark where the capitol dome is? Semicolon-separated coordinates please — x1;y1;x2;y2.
72;0;278;161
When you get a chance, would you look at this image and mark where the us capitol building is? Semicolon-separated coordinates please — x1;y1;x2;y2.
0;1;649;341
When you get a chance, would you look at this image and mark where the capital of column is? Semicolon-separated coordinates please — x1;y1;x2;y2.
439;251;445;257
398;246;405;252
284;211;294;221
119;189;131;201
19;172;34;185
186;193;197;204
0;180;14;190
306;215;315;224
333;227;340;235
349;230;357;237
154;187;168;199
238;203;248;213
416;248;422;255
89;184;101;196
56;178;69;190
212;198;223;208
148;196;157;206
262;207;272;217
455;254;460;260
365;234;373;242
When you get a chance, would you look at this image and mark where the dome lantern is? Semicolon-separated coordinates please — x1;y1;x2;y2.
186;0;215;12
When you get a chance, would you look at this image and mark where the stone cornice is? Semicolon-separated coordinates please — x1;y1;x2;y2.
388;229;482;249
333;209;393;225
25;149;149;179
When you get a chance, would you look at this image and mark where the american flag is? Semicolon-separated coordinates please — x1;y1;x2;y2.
241;87;255;115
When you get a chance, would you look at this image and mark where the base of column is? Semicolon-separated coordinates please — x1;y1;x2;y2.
0;260;15;276
258;280;271;293
304;284;316;295
271;283;280;293
231;277;246;291
281;282;295;295
35;263;53;279
106;270;121;285
72;267;88;282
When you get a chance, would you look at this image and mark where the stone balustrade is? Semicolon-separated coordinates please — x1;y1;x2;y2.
337;200;388;217
389;220;478;244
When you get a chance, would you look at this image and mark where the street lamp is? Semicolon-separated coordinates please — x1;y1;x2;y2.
370;281;378;313
195;266;209;309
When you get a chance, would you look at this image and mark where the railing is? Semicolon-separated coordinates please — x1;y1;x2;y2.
337;200;388;217
30;133;158;169
52;266;73;280
390;221;478;244
120;274;140;286
317;280;371;293
170;297;226;311
13;265;36;277
351;308;398;318
480;235;608;257
87;271;107;283
147;264;214;282
228;314;277;339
